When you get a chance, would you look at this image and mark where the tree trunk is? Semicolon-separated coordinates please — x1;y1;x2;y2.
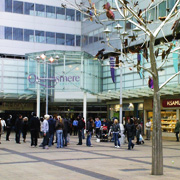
149;35;163;175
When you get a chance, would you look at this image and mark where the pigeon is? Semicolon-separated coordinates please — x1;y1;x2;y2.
155;48;159;58
95;49;105;60
128;33;137;42
106;10;115;20
103;2;111;10
171;18;180;38
165;43;173;58
161;50;166;62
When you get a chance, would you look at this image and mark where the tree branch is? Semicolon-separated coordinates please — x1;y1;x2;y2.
154;0;180;37
159;71;180;90
117;0;154;36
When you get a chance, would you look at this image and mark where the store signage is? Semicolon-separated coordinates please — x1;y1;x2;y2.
28;73;80;88
162;99;180;107
0;102;33;111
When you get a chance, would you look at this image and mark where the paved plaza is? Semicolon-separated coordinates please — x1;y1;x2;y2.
0;133;180;180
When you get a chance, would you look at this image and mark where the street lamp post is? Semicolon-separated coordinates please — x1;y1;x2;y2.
35;54;57;117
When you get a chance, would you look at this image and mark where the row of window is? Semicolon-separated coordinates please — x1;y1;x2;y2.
1;26;81;46
4;0;81;21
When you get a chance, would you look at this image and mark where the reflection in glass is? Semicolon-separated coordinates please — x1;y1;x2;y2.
5;0;12;12
13;28;23;41
46;6;55;18
24;2;34;15
35;30;45;43
76;35;81;46
24;29;34;42
5;27;12;40
56;33;65;45
13;1;23;14
56;7;65;19
46;32;55;44
66;9;75;21
66;34;75;46
35;4;45;17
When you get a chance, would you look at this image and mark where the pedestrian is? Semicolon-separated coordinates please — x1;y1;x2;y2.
136;122;142;145
0;120;2;144
112;119;121;148
77;116;85;145
15;114;23;144
145;119;151;140
73;118;78;136
48;115;56;147
29;112;40;147
63;117;70;146
22;117;28;143
86;118;93;147
42;115;49;149
55;116;64;148
124;118;135;150
95;117;101;138
1;118;6;133
6;115;12;141
82;117;85;139
174;118;180;142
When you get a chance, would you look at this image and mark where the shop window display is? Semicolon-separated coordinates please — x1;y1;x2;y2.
148;110;177;133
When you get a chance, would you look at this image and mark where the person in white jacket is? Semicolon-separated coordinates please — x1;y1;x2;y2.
0;118;6;133
146;119;151;140
42;115;49;149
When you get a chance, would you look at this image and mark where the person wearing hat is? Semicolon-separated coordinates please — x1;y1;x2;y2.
174;119;180;142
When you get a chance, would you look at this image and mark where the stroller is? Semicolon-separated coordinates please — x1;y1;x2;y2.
100;126;109;142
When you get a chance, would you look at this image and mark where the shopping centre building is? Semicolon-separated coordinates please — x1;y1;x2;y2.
0;0;180;137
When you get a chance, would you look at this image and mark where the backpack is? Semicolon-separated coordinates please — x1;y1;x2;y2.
73;120;78;126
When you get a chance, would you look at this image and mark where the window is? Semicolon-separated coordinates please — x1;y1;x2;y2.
159;1;166;17
76;11;81;21
66;34;75;46
89;32;94;44
5;0;12;12
46;32;55;44
13;1;23;14
167;0;176;11
56;33;65;45
24;2;34;15
24;29;34;42
35;4;45;17
76;35;81;46
94;30;99;42
46;6;55;18
66;9;75;21
13;28;23;41
5;27;12;40
35;30;45;43
56;7;65;19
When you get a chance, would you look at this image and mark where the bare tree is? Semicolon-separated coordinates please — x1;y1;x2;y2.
64;0;180;175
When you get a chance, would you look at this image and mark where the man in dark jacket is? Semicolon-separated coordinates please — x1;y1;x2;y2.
77;116;85;145
15;114;23;144
29;112;40;147
6;115;12;141
124;118;135;150
48;116;56;147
